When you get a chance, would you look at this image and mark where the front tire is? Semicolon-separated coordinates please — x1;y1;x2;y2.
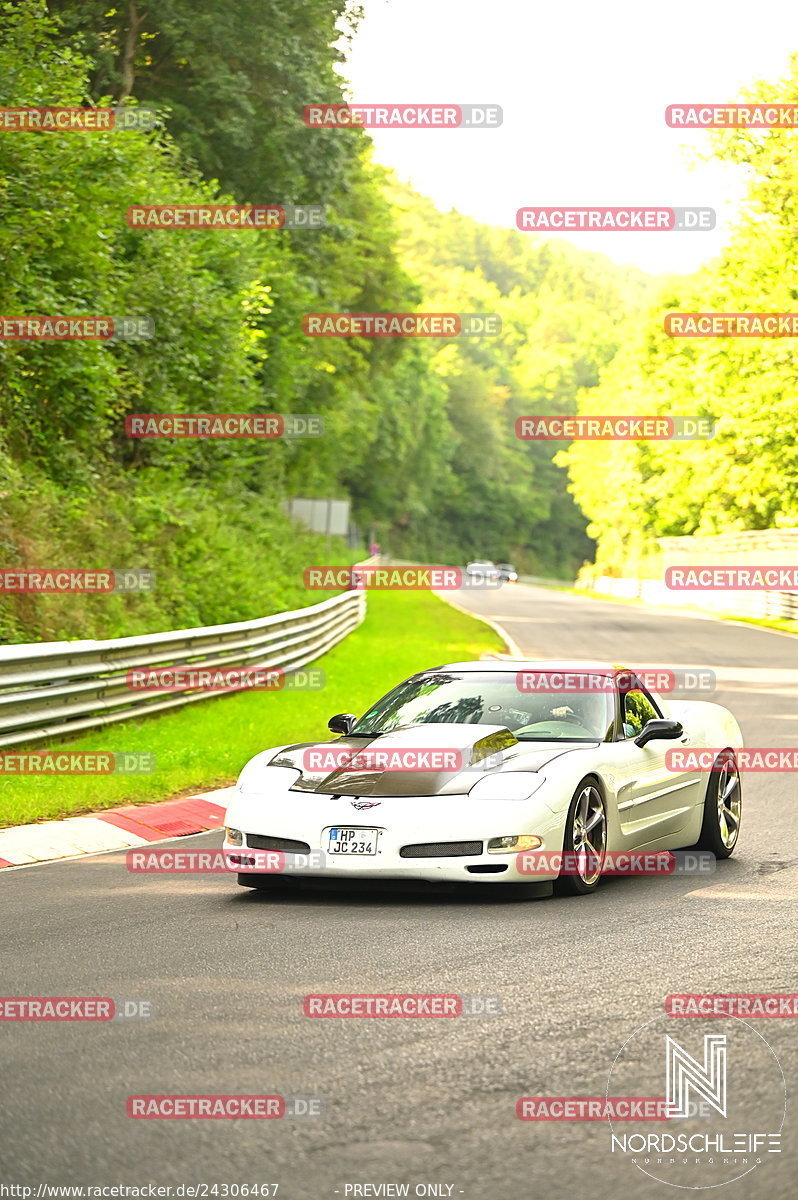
554;778;607;896
695;749;742;858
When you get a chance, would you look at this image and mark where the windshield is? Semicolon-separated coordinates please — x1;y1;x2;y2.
353;672;614;742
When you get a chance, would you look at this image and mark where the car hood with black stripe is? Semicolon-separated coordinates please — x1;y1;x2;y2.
268;723;593;797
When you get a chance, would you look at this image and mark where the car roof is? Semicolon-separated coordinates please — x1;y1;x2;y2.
431;660;630;674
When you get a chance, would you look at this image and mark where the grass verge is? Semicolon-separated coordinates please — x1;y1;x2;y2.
1;589;505;828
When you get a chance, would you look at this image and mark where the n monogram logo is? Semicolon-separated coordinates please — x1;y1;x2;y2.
665;1034;727;1118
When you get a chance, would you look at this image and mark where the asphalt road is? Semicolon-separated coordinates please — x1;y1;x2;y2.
2;584;796;1199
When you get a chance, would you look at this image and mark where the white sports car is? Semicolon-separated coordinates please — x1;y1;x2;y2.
223;660;743;898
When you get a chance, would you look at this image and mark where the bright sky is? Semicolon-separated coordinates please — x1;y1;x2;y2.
341;0;798;276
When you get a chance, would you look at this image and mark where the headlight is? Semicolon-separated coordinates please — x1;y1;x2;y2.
225;827;243;846
487;835;543;853
468;771;547;801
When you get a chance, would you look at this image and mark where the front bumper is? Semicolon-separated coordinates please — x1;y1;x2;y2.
224;789;565;885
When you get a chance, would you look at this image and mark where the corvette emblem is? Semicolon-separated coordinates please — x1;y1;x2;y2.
350;800;381;810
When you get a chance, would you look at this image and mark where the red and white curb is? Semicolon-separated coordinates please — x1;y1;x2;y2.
0;787;234;870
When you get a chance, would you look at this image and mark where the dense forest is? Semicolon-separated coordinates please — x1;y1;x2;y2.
1;1;792;642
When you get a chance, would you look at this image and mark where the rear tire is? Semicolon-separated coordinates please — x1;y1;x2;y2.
554;778;607;896
695;749;741;858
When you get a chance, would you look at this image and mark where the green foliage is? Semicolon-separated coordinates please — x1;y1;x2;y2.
0;467;358;642
381;181;650;571
46;0;364;205
0;0;651;644
563;56;798;575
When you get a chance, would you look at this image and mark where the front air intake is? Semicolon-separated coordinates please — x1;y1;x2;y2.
246;834;311;853
399;840;483;858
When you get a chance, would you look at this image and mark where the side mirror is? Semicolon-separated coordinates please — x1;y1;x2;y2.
634;718;683;748
328;712;357;735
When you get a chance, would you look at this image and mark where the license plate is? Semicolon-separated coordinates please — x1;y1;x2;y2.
326;827;380;856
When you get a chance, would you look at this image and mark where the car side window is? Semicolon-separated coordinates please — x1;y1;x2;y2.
622;688;660;738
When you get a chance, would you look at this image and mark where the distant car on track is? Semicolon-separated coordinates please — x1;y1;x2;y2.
465;560;500;584
496;563;518;582
224;660;743;898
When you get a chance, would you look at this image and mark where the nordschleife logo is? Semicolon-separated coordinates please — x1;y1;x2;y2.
606;1015;785;1188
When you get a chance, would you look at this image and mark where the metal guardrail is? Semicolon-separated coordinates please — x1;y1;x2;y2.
517;574;572;588
0;589;366;749
581;576;798;621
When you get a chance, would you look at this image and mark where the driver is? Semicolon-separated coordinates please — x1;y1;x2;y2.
550;691;608;736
